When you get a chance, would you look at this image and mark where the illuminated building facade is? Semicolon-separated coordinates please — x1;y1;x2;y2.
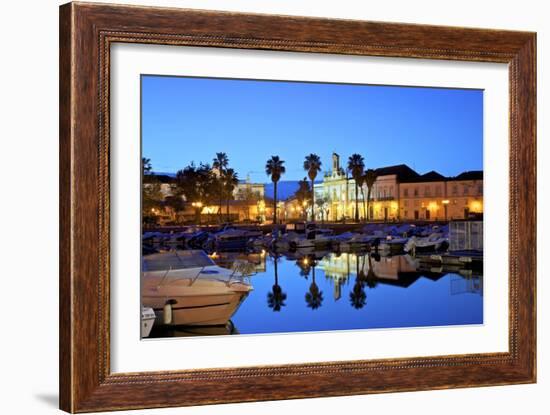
311;152;483;222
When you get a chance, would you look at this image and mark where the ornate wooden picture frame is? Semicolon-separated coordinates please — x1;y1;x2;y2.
59;2;536;412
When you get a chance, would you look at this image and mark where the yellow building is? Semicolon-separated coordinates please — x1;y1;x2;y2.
313;153;419;221
399;171;448;221
311;153;483;222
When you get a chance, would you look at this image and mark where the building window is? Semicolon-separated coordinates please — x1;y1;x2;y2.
404;188;409;197
463;185;469;195
389;186;393;197
435;186;441;197
414;188;419;197
452;185;458;195
404;200;408;207
478;184;483;195
404;210;408;217
425;186;430;197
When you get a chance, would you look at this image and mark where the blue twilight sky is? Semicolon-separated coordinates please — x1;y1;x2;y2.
141;75;483;182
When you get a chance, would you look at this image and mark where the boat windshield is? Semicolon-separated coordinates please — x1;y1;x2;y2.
143;250;214;271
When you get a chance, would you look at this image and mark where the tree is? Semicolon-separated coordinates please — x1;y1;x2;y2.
305;260;323;310
175;162;216;224
303;154;322;222
142;179;163;225
349;277;367;309
265;156;286;226
347;154;365;222
236;186;260;221
350;254;368;309
142;157;152;175
363;169;377;221
212;152;229;217
267;253;287;312
365;254;379;289
164;195;186;223
222;168;239;221
294;178;311;221
141;158;163;225
315;196;329;224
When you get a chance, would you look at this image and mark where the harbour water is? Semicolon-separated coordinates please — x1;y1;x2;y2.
149;250;483;337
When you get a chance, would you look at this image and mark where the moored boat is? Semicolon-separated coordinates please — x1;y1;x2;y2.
141;250;253;326
141;307;156;338
404;233;449;254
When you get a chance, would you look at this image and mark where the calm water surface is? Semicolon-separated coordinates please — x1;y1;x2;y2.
213;251;483;335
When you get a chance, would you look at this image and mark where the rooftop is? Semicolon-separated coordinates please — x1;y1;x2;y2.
401;170;446;183
450;170;484;181
374;164;420;181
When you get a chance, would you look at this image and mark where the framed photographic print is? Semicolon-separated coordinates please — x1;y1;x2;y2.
59;2;536;412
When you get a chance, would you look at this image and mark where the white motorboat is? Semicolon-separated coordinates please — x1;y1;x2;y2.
142;250;253;326
141;307;156;338
404;233;449;254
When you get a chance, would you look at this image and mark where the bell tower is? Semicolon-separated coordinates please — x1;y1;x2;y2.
332;152;340;173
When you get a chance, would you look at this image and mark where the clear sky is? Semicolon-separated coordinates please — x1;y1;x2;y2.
142;75;483;182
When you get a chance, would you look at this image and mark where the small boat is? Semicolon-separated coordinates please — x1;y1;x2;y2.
404;233;449;254
377;235;409;255
289;226;333;250
327;231;356;250
339;232;383;251
213;226;262;250
173;226;203;246
141;307;156;338
187;231;210;249
142;231;165;245
271;231;300;250
142;250;253;326
249;233;274;248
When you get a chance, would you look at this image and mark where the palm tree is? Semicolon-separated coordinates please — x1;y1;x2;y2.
365;254;379;289
294;178;311;221
349;277;367;309
223;168;239;221
347;154;365;222
363;169;377;221
350;253;368;309
265;156;286;226
305;258;323;310
142;157;153;175
212;152;229;218
315;196;328;224
303;154;322;222
267;254;287;312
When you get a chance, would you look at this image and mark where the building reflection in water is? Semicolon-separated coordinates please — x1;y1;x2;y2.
150;250;483;338
208;250;483;303
317;252;483;297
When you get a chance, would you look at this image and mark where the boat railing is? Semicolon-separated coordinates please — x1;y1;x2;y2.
230;260;256;282
156;265;172;289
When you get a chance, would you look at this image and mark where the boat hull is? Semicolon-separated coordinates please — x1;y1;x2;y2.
144;292;249;326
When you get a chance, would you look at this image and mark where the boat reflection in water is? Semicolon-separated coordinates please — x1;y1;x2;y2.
144;249;483;338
